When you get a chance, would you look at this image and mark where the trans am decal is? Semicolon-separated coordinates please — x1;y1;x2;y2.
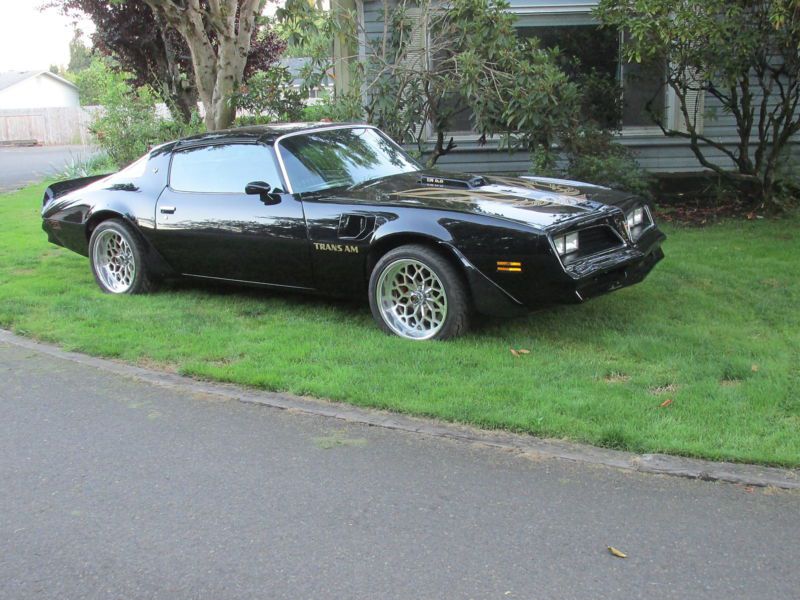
314;242;359;253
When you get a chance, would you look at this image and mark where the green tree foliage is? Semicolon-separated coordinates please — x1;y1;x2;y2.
300;91;364;122
276;0;362;118
451;0;581;170
87;60;203;165
70;57;119;105
231;68;305;122
67;30;93;73
596;0;800;208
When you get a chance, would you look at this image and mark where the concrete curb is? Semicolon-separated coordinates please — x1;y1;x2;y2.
2;328;798;490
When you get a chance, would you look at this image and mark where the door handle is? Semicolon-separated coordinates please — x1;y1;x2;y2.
160;206;176;214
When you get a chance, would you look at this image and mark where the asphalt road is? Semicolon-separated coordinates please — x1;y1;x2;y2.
1;341;798;600
0;145;98;192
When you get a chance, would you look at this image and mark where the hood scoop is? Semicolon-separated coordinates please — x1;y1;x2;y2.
417;174;487;189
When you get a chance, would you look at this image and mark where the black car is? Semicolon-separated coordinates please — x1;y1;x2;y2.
42;123;665;340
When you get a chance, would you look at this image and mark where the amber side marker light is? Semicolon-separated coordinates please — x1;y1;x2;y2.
497;261;522;272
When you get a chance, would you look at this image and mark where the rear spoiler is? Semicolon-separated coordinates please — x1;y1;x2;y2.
42;173;112;207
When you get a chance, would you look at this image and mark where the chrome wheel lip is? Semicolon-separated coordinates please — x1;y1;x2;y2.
92;228;135;293
376;258;448;340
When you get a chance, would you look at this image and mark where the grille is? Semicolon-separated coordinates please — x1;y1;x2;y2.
577;225;624;257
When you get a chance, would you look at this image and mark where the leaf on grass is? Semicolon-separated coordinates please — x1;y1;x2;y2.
608;546;627;558
517;349;530;354
751;364;760;372
659;398;673;408
510;348;520;357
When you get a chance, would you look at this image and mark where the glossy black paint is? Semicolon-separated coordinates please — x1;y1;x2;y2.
41;123;665;317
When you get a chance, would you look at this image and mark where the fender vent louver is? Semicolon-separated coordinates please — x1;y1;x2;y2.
417;175;486;189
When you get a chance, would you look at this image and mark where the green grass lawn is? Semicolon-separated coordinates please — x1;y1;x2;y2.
2;184;798;466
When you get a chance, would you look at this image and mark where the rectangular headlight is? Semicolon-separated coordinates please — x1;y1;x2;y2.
554;232;579;256
565;232;579;254
627;207;644;230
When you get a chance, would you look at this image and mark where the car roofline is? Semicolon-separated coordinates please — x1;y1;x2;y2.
172;122;369;150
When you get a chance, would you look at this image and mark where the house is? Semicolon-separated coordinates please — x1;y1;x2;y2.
333;0;797;175
0;71;79;109
0;71;90;145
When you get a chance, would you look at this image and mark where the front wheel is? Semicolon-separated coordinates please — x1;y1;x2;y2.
89;219;154;294
368;245;470;340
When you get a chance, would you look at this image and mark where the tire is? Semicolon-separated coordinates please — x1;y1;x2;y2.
89;218;155;295
368;244;470;340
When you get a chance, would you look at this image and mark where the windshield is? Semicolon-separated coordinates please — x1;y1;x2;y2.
277;127;420;194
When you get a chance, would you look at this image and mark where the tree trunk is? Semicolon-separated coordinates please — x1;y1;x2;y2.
157;17;199;123
172;85;199;123
144;0;264;131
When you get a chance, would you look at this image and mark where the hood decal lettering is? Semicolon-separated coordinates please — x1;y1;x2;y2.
391;184;589;211
491;175;585;197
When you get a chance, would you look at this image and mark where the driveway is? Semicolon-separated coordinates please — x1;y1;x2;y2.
1;339;798;600
0;145;99;192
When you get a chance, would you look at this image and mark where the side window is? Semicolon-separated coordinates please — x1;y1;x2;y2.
169;143;284;193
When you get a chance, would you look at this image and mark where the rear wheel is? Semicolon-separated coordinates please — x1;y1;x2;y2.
89;219;154;294
369;245;470;340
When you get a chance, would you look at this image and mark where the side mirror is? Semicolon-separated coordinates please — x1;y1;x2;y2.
245;181;281;205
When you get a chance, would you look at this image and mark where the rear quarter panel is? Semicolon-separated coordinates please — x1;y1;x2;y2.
42;147;173;256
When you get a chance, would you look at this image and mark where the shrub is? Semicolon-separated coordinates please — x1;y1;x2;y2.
231;68;305;122
300;91;363;122
69;57;126;106
561;127;652;198
91;84;161;166
58;153;119;179
234;114;275;127
88;60;205;166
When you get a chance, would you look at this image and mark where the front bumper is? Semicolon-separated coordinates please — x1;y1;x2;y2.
563;226;666;302
460;226;666;317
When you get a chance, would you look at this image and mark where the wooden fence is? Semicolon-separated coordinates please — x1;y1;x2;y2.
0;106;100;146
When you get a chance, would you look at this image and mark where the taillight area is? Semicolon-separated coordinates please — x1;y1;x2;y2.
42;187;54;209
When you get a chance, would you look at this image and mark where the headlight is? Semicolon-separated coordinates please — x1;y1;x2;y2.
626;207;645;230
554;231;579;256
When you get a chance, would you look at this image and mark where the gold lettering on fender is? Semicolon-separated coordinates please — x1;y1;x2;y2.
314;242;359;254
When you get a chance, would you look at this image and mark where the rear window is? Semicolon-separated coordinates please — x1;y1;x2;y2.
170;144;283;193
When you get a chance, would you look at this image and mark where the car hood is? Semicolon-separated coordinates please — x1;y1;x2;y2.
343;171;640;229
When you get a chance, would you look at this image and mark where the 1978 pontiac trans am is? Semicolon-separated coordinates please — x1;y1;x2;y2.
42;123;665;340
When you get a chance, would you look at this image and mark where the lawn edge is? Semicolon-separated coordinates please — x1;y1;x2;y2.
2;328;799;489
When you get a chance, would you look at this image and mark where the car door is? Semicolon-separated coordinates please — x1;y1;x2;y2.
153;142;312;288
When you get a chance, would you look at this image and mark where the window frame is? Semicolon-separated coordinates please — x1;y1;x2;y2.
167;141;288;195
